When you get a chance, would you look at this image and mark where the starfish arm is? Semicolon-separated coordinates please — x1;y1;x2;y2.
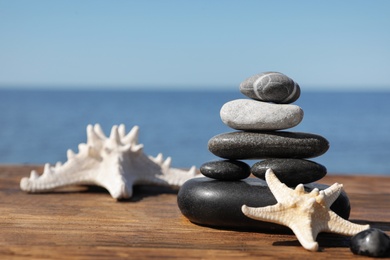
155;166;200;187
265;169;295;202
324;211;370;236
289;223;319;251
20;164;98;192
241;204;292;226
322;182;343;208
91;166;135;200
98;177;134;200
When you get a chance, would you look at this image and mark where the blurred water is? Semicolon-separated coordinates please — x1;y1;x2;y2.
0;89;389;175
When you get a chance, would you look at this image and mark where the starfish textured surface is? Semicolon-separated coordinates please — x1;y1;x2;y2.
242;169;370;251
20;124;199;200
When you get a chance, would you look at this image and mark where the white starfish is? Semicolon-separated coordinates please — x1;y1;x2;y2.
20;124;199;200
242;169;370;251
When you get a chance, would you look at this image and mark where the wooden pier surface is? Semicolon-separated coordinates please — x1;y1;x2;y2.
0;165;389;259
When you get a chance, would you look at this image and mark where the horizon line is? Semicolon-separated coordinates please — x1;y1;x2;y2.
1;84;390;92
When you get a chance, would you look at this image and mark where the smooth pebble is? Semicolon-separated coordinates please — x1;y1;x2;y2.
350;228;390;257
220;99;303;130
178;177;351;232
200;160;251;181
240;72;300;104
208;131;329;160
251;159;327;186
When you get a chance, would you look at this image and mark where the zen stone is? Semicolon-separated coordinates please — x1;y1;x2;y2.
208;131;329;160
240;72;300;104
200;160;251;181
177;177;351;232
251;159;327;186
350;228;390;257
220;99;304;130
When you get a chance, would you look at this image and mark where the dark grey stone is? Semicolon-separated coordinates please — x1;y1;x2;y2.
350;228;390;257
239;72;300;104
208;131;329;160
177;177;351;232
200;160;251;181
251;159;327;186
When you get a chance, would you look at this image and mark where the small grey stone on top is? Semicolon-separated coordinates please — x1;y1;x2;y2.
240;71;300;104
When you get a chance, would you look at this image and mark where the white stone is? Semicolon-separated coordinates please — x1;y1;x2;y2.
220;99;304;130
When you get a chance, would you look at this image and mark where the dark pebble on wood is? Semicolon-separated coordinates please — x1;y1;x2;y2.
350;228;390;257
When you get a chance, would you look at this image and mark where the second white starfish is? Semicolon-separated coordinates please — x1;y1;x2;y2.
20;124;199;200
242;169;370;251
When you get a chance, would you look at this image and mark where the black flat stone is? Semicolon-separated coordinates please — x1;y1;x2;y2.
200;160;251;181
177;177;351;232
251;159;327;186
350;228;390;257
208;131;329;160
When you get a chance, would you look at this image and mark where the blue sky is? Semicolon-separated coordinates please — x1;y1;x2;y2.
1;0;389;91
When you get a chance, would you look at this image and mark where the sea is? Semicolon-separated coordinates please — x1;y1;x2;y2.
0;89;389;175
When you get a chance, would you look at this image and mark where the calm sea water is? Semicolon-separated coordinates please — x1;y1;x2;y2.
0;89;389;175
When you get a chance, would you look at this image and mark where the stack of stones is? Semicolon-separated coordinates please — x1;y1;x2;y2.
178;72;351;232
203;71;329;187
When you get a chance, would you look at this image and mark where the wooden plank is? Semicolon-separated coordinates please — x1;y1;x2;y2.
0;165;389;259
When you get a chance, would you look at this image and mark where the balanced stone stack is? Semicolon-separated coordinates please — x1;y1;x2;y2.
178;72;351;232
206;71;328;186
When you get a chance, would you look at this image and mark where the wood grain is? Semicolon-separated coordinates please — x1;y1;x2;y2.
0;165;389;259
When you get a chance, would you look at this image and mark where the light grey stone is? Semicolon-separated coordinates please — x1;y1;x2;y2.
220;99;304;130
240;72;300;104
